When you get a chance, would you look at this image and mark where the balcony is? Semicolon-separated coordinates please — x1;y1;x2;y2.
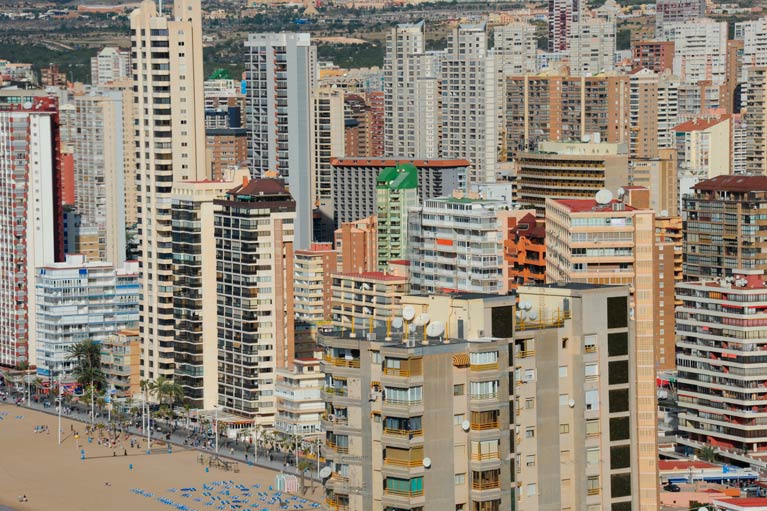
384;488;424;498
383;428;423;438
325;497;349;511
516;350;535;358
325;440;349;454
587;488;600;496
472;480;500;490
471;451;501;462
323;355;361;369
471;421;499;432
471;362;499;371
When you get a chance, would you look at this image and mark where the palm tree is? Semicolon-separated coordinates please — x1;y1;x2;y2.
698;445;718;463
297;459;313;494
148;376;184;408
66;340;105;390
33;377;44;397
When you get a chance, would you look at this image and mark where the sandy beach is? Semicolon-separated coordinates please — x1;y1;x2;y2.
0;403;322;511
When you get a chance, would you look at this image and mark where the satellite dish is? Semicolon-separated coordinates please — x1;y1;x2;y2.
617;187;626;198
362;283;371;290
461;420;471;432
363;307;372;315
516;310;524;319
392;317;403;329
595;189;613;205
426;321;445;337
413;313;430;327
402;305;416;321
23;101;32;110
319;466;332;479
422;457;432;469
568;399;575;408
528;311;538;321
408;324;417;334
521;302;532;311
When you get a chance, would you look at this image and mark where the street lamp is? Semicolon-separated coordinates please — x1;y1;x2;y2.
213;405;219;457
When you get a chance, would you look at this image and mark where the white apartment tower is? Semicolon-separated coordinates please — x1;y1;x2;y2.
244;32;316;249
311;88;345;242
746;67;767;175
735;18;767;78
384;21;442;160
663;19;728;85
494;22;538;76
568;0;617;76
67;89;127;265
91;47;132;86
441;23;500;184
130;0;207;382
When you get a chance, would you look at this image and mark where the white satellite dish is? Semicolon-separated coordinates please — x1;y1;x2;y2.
319;466;332;479
422;457;432;468
408;324;417;334
392;317;404;329
595;189;613;205
617;187;626;198
568;399;575;408
413;313;430;327
362;283;371;290
521;302;532;311
516;310;524;319
363;307;372;315
426;321;445;337
528;311;538;321
461;420;471;432
23;101;32;110
402;305;416;321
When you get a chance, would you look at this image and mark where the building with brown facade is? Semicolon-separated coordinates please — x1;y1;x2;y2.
631;41;675;73
500;210;546;292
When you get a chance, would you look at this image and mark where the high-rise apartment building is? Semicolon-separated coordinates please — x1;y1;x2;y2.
35;256;139;380
91;46;131;86
334;217;378;274
131;0;207;382
170;170;247;410
384;21;442;160
441;23;500;184
274;359;324;438
632;41;675;73
214;178;296;422
376;165;419;269
628;148;679;216
311;88;345;243
629;69;680;159
655;0;705;33
330;272;408;331
0;93;64;368
64;89;127;264
409;195;505;294
343;92;385;159
746;67;767;174
505;71;630;157
683;175;767;279
101;329;141;397
205;106;248;180
294;242;337;324
663;19;728;85
568;1;617;76
543;197;659;511
331;158;467;227
548;0;582;52
500;210;546;291
676;269;767;467
735;18;767;73
517;140;629;213
244;32;316;249
674;115;732;180
493;22;537;76
655;215;683;371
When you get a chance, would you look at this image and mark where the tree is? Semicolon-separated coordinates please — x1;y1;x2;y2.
66;340;105;390
149;376;184;408
697;445;718;462
297;459;313;494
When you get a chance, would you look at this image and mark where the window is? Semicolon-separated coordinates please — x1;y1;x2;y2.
454;384;465;396
608;361;629;385
587;475;600;492
607;332;628;357
470;351;498;365
609;389;630;413
454;473;465;485
527;483;537;496
454;414;464;425
607;297;628;328
559;366;568;378
610;417;630;441
586;447;600;466
525;427;535;438
611;445;631;469
585;363;598;378
371;352;382;364
526;454;535;466
585;390;599;411
470;380;499;398
586;419;600;436
525;398;535;409
611;473;632;498
584;334;597;352
560;424;570;434
524;369;535;381
560;394;569;406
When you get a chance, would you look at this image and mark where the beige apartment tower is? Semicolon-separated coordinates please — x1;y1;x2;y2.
131;0;207;382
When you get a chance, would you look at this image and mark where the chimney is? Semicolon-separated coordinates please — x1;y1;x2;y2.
242;175;249;187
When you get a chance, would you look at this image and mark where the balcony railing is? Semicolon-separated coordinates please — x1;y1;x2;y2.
383;367;421;377
324;355;361;369
470;393;498;401
384;488;424;498
470;421;499;431
471;480;500;490
471;452;501;461
384;399;423;408
325;440;349;454
383;428;423;437
325;498;349;511
516;350;535;358
587;488;600;496
331;473;349;484
384;458;423;467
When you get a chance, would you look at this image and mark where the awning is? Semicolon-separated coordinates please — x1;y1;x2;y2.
453;353;469;367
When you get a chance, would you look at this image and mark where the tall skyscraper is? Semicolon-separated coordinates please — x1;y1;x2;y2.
244;32;316;249
568;0;618;76
131;0;207;382
384;22;442;160
311;88;345;243
214;178;296;422
655;0;705;33
494;22;537;76
0;93;64;368
63;89;127;265
548;0;582;52
663;19;728;85
746;67;767;174
441;23;500;184
376;165;419;269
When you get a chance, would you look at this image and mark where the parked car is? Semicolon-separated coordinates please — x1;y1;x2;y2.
664;483;681;493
